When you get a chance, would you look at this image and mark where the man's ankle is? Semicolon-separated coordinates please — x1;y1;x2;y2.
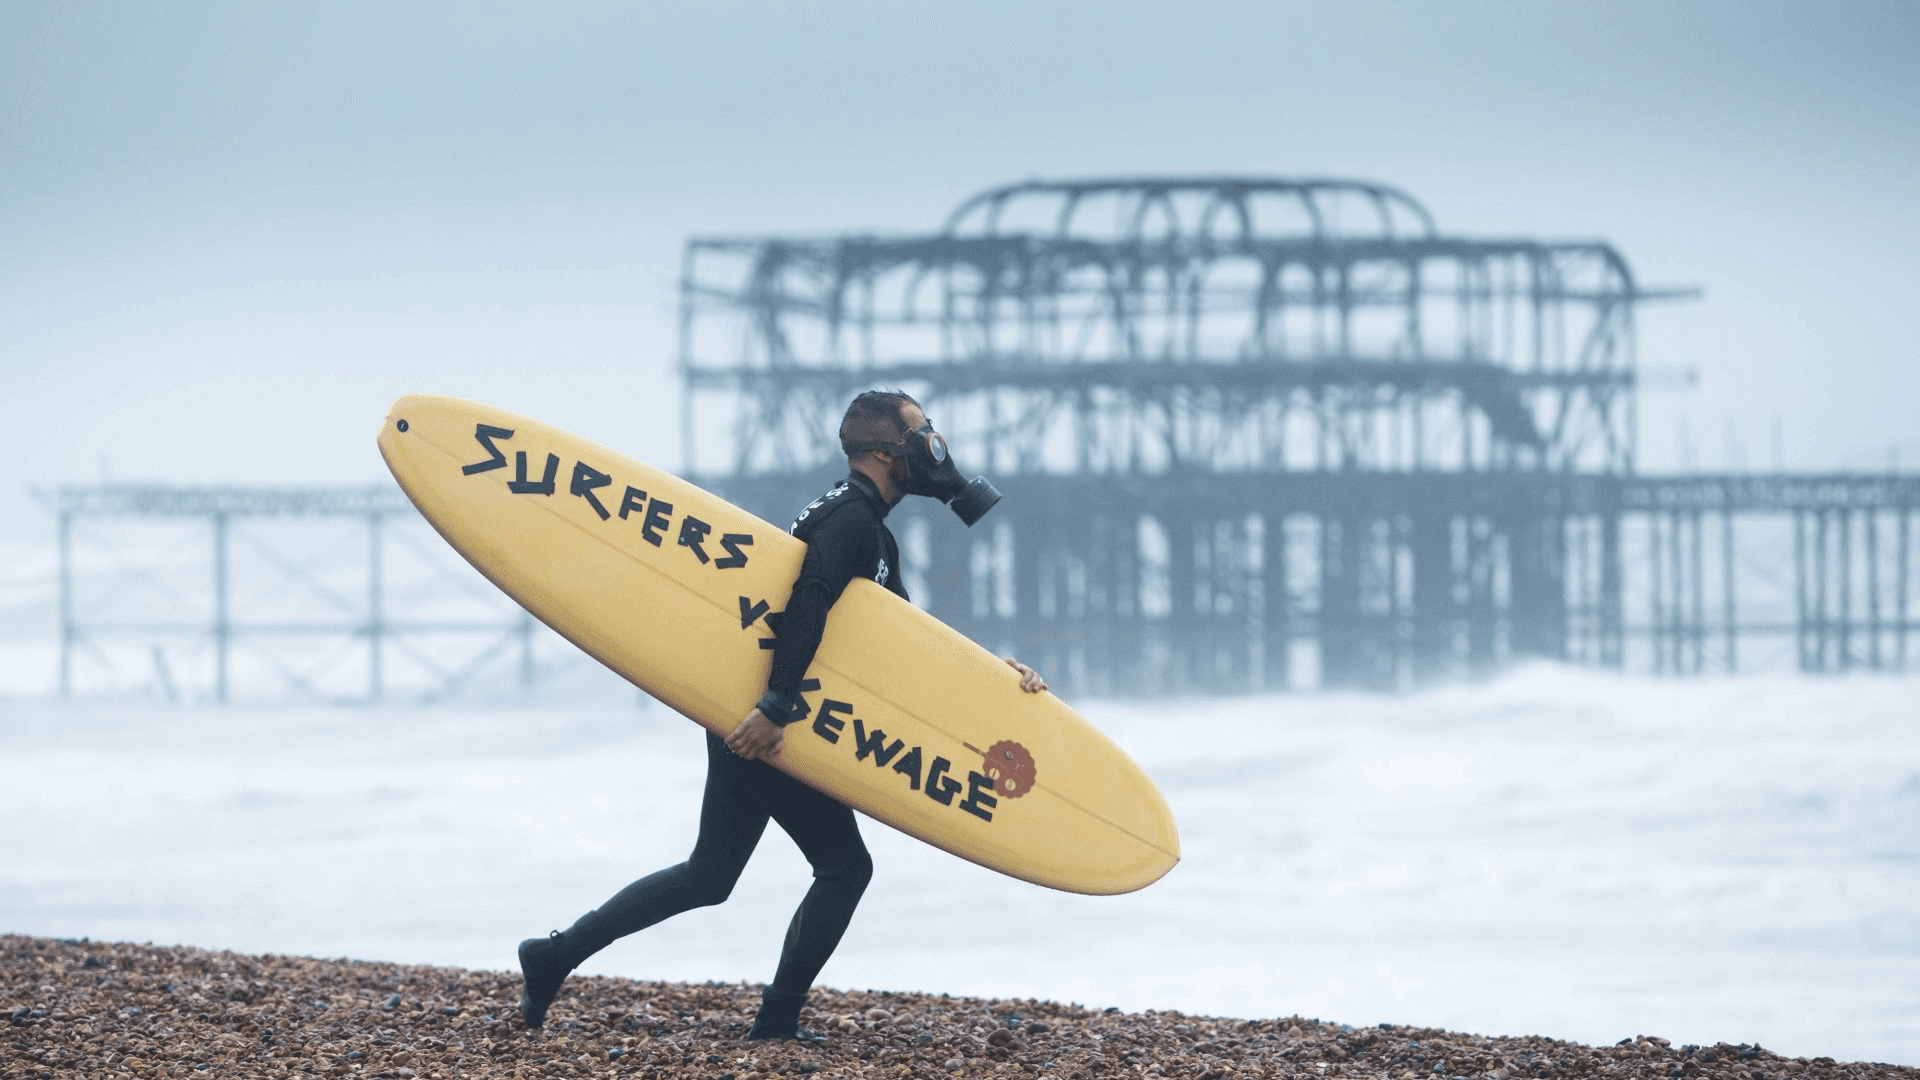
746;986;808;1039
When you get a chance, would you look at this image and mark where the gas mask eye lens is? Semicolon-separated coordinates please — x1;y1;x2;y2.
910;421;946;464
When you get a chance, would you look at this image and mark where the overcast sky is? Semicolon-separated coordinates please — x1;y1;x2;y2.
4;0;1917;539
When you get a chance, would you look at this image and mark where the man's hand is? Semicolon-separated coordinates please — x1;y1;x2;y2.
726;708;785;761
1002;656;1048;693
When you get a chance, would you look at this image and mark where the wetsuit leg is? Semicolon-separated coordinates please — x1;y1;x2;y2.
569;732;773;948
764;777;873;994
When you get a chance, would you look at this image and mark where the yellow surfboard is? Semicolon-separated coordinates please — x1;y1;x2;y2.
377;395;1179;895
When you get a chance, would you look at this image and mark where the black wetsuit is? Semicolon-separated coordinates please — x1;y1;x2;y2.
564;471;903;995
754;470;909;723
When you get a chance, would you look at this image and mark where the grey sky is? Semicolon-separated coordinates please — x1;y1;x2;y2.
4;0;1917;539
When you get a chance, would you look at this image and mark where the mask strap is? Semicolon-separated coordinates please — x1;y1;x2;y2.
841;405;924;456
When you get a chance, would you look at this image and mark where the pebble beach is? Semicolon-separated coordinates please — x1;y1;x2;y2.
5;935;1914;1080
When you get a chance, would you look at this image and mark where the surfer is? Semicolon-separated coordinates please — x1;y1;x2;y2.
518;390;1047;1040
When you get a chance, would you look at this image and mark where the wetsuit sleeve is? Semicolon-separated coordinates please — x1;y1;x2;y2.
754;505;880;725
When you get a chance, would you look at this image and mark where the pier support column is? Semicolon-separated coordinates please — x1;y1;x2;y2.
1410;512;1453;686
1262;510;1292;691
214;512;230;704
1600;511;1623;669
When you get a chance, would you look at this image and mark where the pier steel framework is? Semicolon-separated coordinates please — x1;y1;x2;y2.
42;178;1916;700
46;484;537;703
681;177;1917;692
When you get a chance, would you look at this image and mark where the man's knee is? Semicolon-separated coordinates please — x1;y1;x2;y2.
680;859;746;908
817;847;873;893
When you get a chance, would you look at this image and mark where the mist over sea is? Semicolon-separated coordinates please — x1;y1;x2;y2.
3;662;1915;1064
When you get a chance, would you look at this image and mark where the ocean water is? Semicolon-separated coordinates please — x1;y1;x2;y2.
1;668;1915;1064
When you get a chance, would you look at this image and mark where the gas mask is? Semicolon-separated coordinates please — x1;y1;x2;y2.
845;417;1001;526
896;420;1001;525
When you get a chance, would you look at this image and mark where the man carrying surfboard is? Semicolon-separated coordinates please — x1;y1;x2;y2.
518;390;1047;1040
